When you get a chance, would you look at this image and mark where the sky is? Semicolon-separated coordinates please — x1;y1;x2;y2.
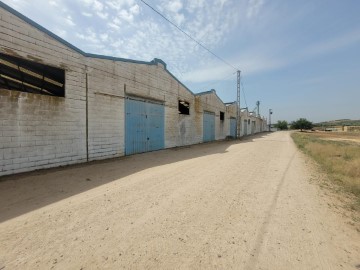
2;0;360;123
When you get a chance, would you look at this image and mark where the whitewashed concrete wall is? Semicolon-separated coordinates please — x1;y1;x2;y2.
241;111;250;137
85;57;202;151
239;110;265;137
0;7;87;176
226;103;237;136
85;58;127;161
196;90;234;140
0;4;251;176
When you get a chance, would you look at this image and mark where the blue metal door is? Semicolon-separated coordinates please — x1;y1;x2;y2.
146;102;164;152
125;98;164;155
203;111;215;142
230;118;237;138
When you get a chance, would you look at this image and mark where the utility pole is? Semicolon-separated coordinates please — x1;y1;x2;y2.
269;109;273;131
256;101;260;117
237;70;241;138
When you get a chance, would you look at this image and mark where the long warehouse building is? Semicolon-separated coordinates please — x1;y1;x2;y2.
0;2;266;176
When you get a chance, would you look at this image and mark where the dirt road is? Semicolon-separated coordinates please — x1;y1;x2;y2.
0;132;359;269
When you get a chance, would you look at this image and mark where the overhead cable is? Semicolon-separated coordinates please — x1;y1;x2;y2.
140;0;239;72
199;71;236;91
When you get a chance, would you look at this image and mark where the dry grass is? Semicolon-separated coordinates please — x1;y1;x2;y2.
291;132;360;211
311;131;360;142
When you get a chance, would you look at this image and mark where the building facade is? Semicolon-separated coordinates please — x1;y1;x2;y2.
0;3;265;176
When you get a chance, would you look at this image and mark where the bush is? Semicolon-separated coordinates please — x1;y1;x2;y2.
275;120;288;130
291;118;313;131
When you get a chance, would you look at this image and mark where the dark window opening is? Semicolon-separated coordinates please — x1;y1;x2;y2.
248;119;250;124
220;111;225;121
0;53;65;97
178;100;190;115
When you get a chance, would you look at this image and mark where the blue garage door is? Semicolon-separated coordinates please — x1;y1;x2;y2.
203;111;215;142
230;118;237;138
125;98;164;155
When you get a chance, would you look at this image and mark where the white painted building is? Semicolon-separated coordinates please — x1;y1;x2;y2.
0;3;265;176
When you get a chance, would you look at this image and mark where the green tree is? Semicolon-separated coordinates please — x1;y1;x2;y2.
275;120;288;130
291;118;313;131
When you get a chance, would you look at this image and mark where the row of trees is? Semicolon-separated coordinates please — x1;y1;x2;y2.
274;118;313;131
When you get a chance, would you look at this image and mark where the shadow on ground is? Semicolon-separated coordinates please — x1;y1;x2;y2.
0;132;272;223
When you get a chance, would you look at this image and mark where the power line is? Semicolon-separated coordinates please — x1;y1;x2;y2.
140;0;239;72
199;71;236;91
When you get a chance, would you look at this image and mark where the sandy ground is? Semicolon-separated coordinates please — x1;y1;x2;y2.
0;131;359;270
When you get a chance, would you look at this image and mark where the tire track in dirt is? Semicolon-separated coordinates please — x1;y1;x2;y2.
244;150;297;270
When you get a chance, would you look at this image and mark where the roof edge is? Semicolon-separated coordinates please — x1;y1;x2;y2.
196;89;230;106
0;1;238;106
0;1;86;56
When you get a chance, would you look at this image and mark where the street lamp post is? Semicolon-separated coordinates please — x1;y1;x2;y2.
269;109;273;132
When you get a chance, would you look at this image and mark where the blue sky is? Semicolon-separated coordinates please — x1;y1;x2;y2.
3;0;360;122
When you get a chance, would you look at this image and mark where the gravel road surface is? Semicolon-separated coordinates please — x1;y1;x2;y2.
0;131;359;269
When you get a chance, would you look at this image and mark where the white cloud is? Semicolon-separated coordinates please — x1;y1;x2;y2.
182;65;234;83
218;0;228;8
173;12;185;25
92;0;104;12
97;11;109;19
185;0;205;13
82;12;93;17
166;0;183;13
49;0;58;7
157;0;185;26
105;0;135;11
65;15;75;26
76;28;100;44
246;0;265;19
53;28;67;38
300;29;360;58
108;22;121;30
2;0;241;81
182;52;283;83
129;4;140;15
100;33;109;42
80;0;111;19
118;9;134;22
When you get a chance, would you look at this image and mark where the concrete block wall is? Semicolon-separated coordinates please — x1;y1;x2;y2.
109;59;203;149
85;56;204;153
258;119;261;132
0;3;262;176
239;110;266;137
85;58;126;160
166;81;201;148
0;7;87;176
226;103;237;136
240;111;250;137
252;116;264;134
196;90;234;141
